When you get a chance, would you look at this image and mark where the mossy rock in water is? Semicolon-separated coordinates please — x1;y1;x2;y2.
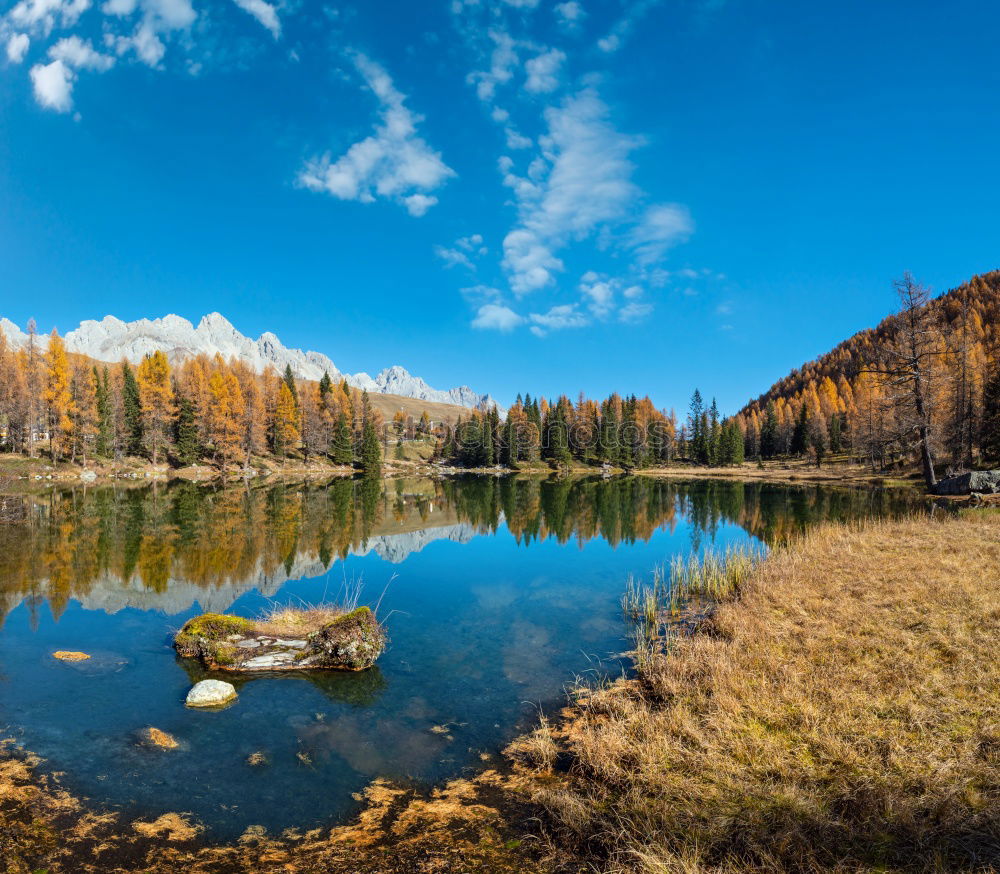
173;607;386;672
309;607;387;671
173;613;255;660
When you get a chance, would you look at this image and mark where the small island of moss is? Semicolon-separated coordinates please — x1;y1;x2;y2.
173;606;386;672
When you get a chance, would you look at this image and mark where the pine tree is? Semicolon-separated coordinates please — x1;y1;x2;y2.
318;370;333;402
174;395;201;465
360;418;382;474
829;413;843;454
760;400;778;458
330;411;354;465
599;398;620;464
282;364;299;407
791;403;810;456
122;362;143;456
94;366;113;458
982;359;1000;464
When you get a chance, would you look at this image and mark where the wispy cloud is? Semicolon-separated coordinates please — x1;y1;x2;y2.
436;234;488;270
524;47;564;93
630;203;694;265
529;303;589;336
299;53;455;217
231;0;280;38
554;1;585;31
472;303;525;331
500;87;642;295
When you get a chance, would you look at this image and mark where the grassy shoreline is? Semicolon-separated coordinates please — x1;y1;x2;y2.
513;509;1000;872
4;510;998;872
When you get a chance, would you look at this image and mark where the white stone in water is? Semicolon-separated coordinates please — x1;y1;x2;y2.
186;679;237;708
236;639;260;648
242;652;296;670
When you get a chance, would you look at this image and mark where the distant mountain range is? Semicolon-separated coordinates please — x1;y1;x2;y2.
0;313;500;412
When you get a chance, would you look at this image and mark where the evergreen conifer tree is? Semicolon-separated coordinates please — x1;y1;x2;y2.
360;418;382;474
791;403;810;456
174;396;201;465
982;360;1000;463
760;401;778;458
330;411;354;465
95;366;113;458
122;362;143;456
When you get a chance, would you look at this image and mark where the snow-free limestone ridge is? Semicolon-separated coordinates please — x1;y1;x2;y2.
0;313;501;413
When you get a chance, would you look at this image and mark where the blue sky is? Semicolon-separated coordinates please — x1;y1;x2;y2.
1;0;998;412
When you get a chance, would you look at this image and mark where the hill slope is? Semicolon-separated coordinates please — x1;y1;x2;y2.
735;270;1000;466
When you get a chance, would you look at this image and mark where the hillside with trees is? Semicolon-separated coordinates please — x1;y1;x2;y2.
0;327;466;474
735;270;1000;485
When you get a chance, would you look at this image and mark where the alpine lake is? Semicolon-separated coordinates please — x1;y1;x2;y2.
0;474;927;839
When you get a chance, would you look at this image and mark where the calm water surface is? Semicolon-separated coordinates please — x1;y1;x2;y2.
0;475;924;837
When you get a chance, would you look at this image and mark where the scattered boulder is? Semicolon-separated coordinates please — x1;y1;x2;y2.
185;679;238;708
308;607;388;671
934;470;1000;496
173;607;386;673
79;469;97;482
246;751;268;767
52;651;90;661
141;726;180;749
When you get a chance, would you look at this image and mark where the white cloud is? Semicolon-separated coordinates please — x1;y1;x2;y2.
524;48;564;94
231;0;280;38
466;29;517;102
8;0;90;36
49;35;114;70
457;233;485;251
103;0;194;66
436;234;488;270
436;246;474;270
299;54;455;216
504;127;532;149
554;1;584;29
472;303;524;331
579;275;615;318
29;57;73;110
28;35;114;110
630;203;694;264
501;0;539;7
528;303;589;337
404;193;438;216
6;33;30;63
579;272;651;322
501;88;641;294
503;228;563;294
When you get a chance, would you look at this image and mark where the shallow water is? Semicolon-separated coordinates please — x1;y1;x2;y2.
0;475;924;838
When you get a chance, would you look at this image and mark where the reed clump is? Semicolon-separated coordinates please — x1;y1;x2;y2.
522;513;1000;872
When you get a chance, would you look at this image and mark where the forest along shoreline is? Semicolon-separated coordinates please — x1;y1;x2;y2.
4;499;999;872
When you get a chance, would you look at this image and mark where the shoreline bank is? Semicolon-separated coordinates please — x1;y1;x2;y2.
4;507;997;871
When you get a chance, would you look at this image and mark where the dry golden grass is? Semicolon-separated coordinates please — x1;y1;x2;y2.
253;604;347;638
521;512;1000;873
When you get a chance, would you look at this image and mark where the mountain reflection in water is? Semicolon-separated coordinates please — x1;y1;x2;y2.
0;475;922;625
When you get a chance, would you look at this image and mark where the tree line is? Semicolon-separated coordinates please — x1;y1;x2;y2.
436;389;746;470
0;325;389;473
736;270;1000;487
